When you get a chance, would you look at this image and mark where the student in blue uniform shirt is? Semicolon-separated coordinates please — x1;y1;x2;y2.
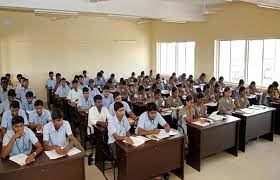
54;78;71;100
43;109;74;155
22;91;36;113
1;116;43;162
29;100;52;131
77;87;94;112
108;102;133;159
1;100;28;137
45;71;55;110
101;85;114;109
0;80;9;103
94;72;105;88
109;92;137;123
16;78;36;102
82;70;90;85
88;79;101;98
137;102;170;135
78;75;88;90
1;89;22;113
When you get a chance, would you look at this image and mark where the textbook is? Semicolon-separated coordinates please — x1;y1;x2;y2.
9;154;28;166
146;129;179;141
45;147;82;160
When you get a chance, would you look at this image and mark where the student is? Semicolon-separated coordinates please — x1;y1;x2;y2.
117;80;131;100
171;72;178;83
133;85;147;104
141;76;151;89
187;75;194;84
148;89;165;112
185;80;197;96
29;100;52;131
272;81;280;101
177;83;186;97
107;74;117;85
167;76;176;91
43;109;74;155
178;95;196;155
248;81;258;95
45;71;55;110
263;84;275;105
137;71;145;83
166;87;183;108
5;73;14;88
54;78;70;100
100;70;107;83
194;93;208;118
82;70;90;85
22;91;36;112
88;95;112;133
147;83;157;98
108;102;133;158
1;89;22;113
203;84;215;103
101;85;114;109
15;76;25;94
196;73;206;85
155;76;164;91
148;70;155;83
218;76;225;89
94;72;105;88
0;80;8;103
109;92;137;122
127;72;136;84
16;79;36;102
77;75;88;90
137;102;170;135
208;77;216;91
88;79;101;99
53;73;62;93
67;80;82;107
1;116;43;162
1;100;28;137
77;87;94;112
235;86;250;109
218;87;235;115
15;74;23;90
178;73;187;84
214;83;223;102
129;78;139;95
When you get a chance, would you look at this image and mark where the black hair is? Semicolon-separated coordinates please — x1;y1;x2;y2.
203;84;210;92
154;89;161;95
197;92;205;99
49;71;54;75
17;74;23;79
5;73;10;78
94;95;102;102
72;79;78;84
185;95;193;102
25;91;34;98
200;73;206;77
8;89;16;97
89;79;94;84
219;76;224;81
10;100;20;109
97;72;102;77
239;86;246;93
146;102;157;112
61;78;66;81
272;81;279;88
83;70;87;74
114;102;124;112
189;80;194;84
51;109;63;120
250;81;256;85
172;87;178;93
138;85;145;91
34;99;44;107
23;78;29;82
224;87;231;93
238;79;245;86
113;91;121;99
55;73;61;77
121;80;127;86
141;71;144;75
12;116;24;126
83;87;89;93
103;85;110;90
110;73;115;78
210;77;216;82
156;76;161;80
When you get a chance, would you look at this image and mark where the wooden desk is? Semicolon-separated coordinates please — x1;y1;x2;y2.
77;111;89;149
271;102;280;135
115;133;185;180
232;107;276;152
94;124;108;173
187;116;240;171
0;139;86;180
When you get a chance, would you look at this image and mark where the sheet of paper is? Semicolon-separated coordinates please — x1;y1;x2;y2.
135;135;150;142
130;136;146;147
45;150;66;160
154;129;170;139
241;108;255;114
67;147;82;156
192;121;210;127
208;112;224;121
168;129;178;136
205;102;218;107
9;154;28;166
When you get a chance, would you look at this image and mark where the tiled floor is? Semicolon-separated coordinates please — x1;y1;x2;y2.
85;135;280;180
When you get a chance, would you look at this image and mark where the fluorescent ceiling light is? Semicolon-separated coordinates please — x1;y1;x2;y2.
34;9;78;16
107;14;141;20
161;19;187;23
257;2;280;10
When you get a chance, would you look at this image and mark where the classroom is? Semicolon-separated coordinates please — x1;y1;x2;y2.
1;0;280;180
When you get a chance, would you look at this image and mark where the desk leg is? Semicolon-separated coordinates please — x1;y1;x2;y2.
80;123;86;149
261;111;275;141
239;118;246;152
171;167;184;180
94;133;105;173
186;127;201;171
225;121;240;156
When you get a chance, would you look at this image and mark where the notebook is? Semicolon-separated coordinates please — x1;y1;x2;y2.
9;154;28;166
45;147;82;160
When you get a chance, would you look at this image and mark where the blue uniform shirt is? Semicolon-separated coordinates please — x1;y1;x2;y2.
29;109;52;126
1;109;29;130
108;115;131;144
136;112;167;133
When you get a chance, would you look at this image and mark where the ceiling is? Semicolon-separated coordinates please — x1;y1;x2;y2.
0;0;279;22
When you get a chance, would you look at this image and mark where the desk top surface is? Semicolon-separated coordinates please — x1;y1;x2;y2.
232;107;276;117
0;139;85;175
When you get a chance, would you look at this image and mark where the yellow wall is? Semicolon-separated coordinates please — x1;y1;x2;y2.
0;11;152;101
151;2;280;80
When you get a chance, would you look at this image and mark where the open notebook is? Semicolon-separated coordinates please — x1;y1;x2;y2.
9;154;29;166
45;147;82;160
146;129;178;141
123;136;151;147
191;118;214;127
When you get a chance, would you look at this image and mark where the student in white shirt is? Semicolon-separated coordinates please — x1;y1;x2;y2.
88;95;112;134
67;80;82;108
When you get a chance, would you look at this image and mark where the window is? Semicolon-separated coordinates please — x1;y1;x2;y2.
216;39;280;87
157;42;195;76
